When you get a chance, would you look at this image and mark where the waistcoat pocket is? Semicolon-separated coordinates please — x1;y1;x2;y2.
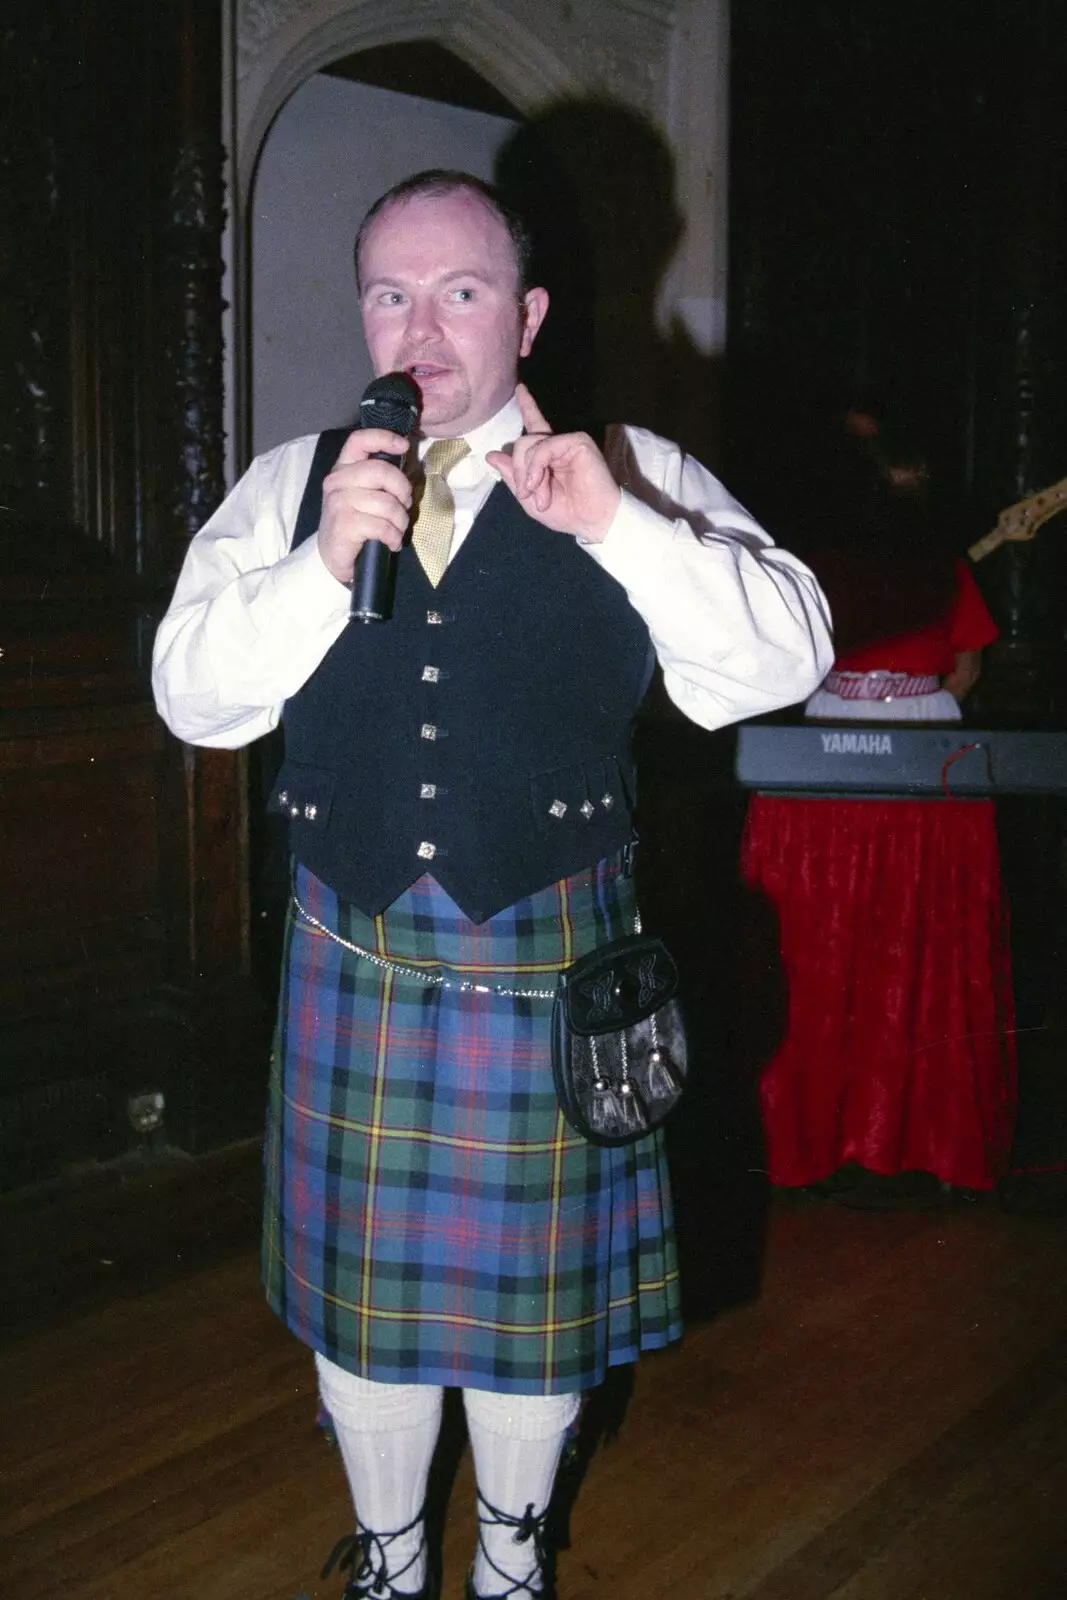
530;756;632;835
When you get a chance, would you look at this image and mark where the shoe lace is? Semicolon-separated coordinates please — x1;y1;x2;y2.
321;1512;425;1599
472;1492;549;1599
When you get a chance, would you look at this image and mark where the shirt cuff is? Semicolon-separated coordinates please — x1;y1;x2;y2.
579;488;674;587
258;529;354;632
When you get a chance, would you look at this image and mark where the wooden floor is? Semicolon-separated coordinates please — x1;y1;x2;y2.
2;1143;1066;1600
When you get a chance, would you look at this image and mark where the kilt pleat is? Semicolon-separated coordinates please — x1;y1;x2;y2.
262;861;682;1394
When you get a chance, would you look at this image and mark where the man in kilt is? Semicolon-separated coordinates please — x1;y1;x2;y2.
153;170;832;1600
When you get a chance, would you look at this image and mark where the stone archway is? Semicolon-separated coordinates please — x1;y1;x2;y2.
235;1;589;204
226;0;729;464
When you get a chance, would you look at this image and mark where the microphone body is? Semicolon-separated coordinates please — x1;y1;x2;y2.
350;373;421;623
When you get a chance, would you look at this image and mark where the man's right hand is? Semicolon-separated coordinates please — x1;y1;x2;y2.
317;427;413;585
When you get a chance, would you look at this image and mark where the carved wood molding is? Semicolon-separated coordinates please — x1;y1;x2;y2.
0;11;69;520
158;138;228;564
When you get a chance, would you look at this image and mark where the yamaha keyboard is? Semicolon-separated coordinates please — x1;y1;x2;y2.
734;724;1067;796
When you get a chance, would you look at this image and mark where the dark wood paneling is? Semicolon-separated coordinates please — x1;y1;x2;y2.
727;0;1067;611
1;0;260;1192
0;707;166;1016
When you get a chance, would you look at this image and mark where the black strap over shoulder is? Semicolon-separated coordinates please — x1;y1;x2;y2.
292;427;351;552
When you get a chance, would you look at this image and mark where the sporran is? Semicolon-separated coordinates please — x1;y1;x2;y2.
551;931;688;1147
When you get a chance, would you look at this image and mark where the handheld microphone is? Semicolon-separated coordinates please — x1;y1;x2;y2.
350;372;421;623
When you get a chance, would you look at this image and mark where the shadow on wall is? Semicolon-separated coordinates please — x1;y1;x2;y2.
495;98;724;464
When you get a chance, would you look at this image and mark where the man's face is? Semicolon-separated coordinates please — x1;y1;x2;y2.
359;189;548;436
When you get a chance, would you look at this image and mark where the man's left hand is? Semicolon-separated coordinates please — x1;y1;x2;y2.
486;384;621;544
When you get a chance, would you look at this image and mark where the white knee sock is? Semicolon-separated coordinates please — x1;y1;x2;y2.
462;1388;580;1598
315;1355;443;1595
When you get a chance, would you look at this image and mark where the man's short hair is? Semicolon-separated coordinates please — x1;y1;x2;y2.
354;170;534;296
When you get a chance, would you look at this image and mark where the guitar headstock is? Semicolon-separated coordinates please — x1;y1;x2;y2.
969;474;1067;561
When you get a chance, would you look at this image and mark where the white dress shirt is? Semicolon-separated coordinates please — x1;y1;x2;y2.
152;396;832;746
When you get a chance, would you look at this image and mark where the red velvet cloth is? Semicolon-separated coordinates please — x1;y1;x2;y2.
740;796;1017;1190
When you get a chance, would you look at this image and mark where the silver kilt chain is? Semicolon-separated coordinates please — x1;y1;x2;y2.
291;892;558;1001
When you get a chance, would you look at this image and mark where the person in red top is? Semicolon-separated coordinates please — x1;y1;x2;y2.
740;418;1017;1196
805;553;999;719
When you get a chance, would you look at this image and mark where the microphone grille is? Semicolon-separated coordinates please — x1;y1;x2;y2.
360;372;420;437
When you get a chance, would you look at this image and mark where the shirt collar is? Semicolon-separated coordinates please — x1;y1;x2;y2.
418;395;523;475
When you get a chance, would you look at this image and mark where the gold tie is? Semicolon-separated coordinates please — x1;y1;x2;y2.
411;437;471;587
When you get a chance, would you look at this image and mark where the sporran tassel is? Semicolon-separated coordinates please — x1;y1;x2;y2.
647;1045;681;1100
589;1085;628;1136
615;1075;648;1134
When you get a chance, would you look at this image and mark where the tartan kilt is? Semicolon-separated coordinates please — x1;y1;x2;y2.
262;857;682;1395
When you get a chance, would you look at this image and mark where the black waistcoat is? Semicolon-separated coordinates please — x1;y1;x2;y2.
271;432;654;923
